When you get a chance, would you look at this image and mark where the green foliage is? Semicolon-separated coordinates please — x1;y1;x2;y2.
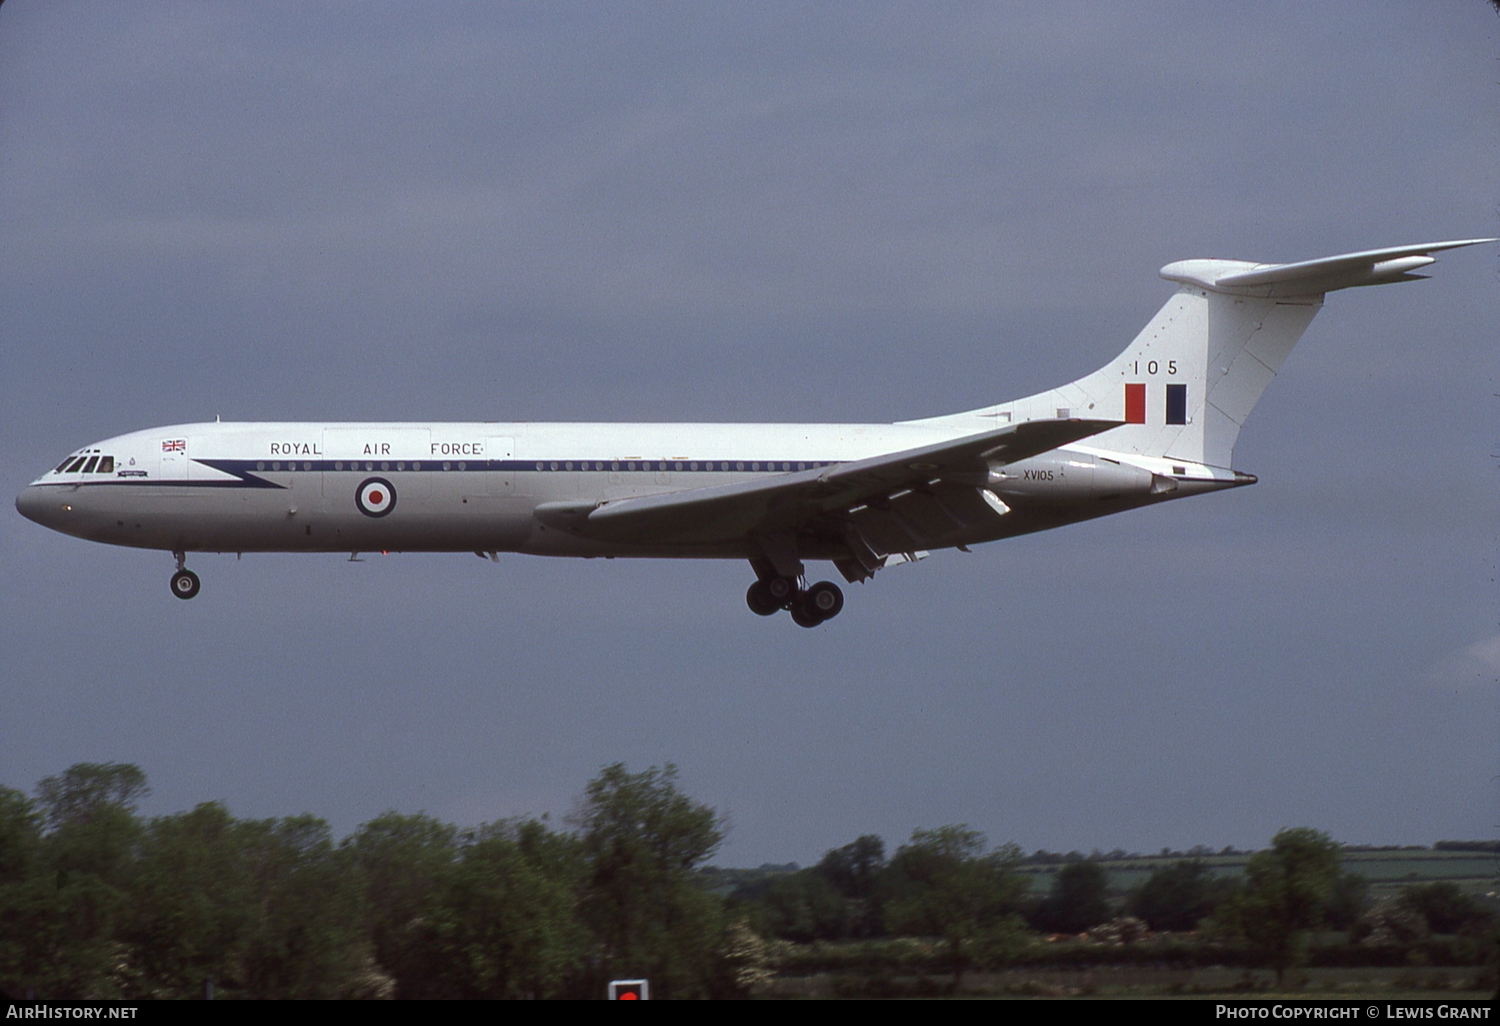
815;834;887;937
125;802;256;997
9;868;131;998
574;763;731;998
1399;883;1495;936
0;788;41;884
13;766;149;998
234;815;370;999
721;918;773;994
728;835;889;943
817;834;886;898
0;789;45;995
753;869;851;942
345;811;459;998
885;825;1029;986
424;821;587;999
1210;827;1342;985
1323;871;1371;930
576;763;722;876
4;761;751;1000
15;761;1485;999
1031;860;1111;934
35;764;149;831
1128;859;1231;932
1355;896;1431;950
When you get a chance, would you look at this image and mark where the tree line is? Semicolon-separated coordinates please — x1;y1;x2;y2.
1;763;1494;998
723;829;1493;986
0;762;752;999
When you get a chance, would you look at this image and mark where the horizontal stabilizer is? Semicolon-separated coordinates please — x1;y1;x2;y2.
1161;238;1496;298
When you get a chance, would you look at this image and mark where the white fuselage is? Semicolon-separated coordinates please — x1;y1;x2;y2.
16;419;1204;562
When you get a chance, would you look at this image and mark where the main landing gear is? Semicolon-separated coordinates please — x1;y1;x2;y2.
746;576;844;627
170;551;200;600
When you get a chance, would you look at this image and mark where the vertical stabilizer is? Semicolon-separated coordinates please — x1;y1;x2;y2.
1052;288;1322;468
907;239;1495;468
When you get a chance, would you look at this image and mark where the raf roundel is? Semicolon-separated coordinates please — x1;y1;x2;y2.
355;477;396;518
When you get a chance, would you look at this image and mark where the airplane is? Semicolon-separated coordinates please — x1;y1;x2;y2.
16;238;1493;626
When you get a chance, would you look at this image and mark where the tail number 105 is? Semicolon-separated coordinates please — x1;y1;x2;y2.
1133;360;1177;375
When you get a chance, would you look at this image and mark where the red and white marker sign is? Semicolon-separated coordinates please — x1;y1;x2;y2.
356;477;396;517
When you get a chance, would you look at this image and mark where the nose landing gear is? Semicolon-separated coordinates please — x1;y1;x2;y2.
745;574;843;626
171;569;201;599
170;551;200;600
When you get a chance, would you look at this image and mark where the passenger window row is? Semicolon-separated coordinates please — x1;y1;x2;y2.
257;461;436;472
531;461;826;472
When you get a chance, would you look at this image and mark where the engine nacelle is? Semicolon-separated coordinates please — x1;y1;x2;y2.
988;453;1157;503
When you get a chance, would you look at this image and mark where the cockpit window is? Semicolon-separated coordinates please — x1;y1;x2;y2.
56;457;76;473
97;456;115;474
63;456;89;473
80;456;100;474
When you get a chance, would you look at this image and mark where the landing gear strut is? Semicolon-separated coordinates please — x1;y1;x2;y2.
745;572;843;627
170;550;200;600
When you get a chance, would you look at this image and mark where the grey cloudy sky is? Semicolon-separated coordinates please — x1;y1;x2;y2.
2;2;1497;865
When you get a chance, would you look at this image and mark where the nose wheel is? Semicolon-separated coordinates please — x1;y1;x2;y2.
170;551;200;599
170;569;201;600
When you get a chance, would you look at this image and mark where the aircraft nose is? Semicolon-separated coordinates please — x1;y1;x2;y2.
15;485;61;529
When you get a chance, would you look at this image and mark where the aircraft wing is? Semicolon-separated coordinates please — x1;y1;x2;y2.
533;418;1121;550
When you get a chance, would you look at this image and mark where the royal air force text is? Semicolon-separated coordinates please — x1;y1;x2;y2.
267;442;485;457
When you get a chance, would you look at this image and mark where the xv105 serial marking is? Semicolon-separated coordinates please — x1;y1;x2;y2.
16;239;1493;625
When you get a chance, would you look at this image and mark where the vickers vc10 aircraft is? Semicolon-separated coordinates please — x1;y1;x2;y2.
16;239;1493;625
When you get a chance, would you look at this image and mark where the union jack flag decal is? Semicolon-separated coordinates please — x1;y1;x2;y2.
162;439;186;452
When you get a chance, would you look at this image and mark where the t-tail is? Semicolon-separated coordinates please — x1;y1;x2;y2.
912;239;1495;472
